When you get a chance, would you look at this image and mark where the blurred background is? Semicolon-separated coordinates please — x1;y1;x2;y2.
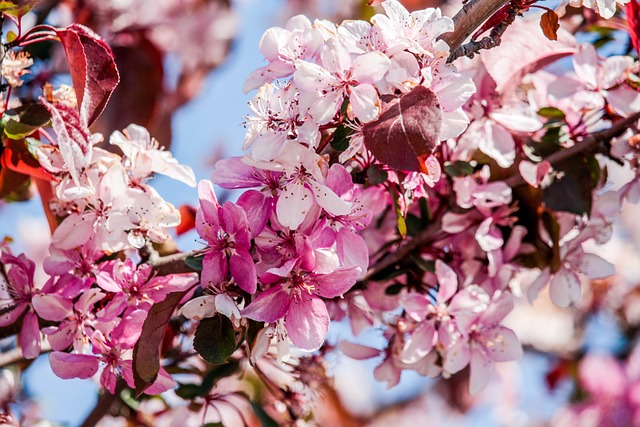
1;0;638;426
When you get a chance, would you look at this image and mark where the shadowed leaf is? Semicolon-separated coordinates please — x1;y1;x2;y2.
194;316;237;365
362;85;442;171
133;291;187;397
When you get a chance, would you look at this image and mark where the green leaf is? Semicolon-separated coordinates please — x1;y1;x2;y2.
194;316;237;365
175;360;240;399
0;0;41;16
405;213;422;236
390;186;406;238
330;125;352;152
4;103;51;140
537;107;566;119
385;283;404;295
543;155;599;216
184;255;204;271
366;164;388;185
444;160;474;177
251;401;279;427
203;423;224;427
409;254;435;272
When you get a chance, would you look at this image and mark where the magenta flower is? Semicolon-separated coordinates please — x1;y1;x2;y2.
242;259;360;351
96;258;198;315
49;309;175;394
197;180;257;294
0;252;41;359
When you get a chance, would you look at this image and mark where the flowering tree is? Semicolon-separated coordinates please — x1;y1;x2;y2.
1;0;640;425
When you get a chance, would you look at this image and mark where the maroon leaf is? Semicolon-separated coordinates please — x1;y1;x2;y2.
92;34;168;145
41;98;92;184
132;291;187;397
627;0;640;54
55;24;120;127
362;85;442;171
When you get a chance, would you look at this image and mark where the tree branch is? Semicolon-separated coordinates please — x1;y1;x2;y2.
504;111;640;187
439;0;511;57
448;3;518;62
363;216;443;281
148;249;202;276
0;342;51;368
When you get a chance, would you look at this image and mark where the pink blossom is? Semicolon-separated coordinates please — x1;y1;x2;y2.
242;259;360;351
443;287;522;394
110;124;196;187
0;253;41;359
197;180;257;294
294;38;390;124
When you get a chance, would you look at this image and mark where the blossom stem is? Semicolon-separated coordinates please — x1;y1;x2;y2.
79;378;127;427
503;111;640;187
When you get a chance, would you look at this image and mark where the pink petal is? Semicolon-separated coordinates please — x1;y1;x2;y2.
237;190;272;238
401;321;436;364
349;83;382;123
49;352;99;379
469;344;493;395
51;212;95;250
519;160;551;189
307;180;351;217
20;310;41;359
32;294;73;321
575;253;615;279
229;248;257;294
351;51;390;84
549;267;581;307
443;339;470;375
112;309;147;348
314;267;359;299
242;284;290;322
197;180;221;227
481;326;522;362
286;295;329;351
339;341;381;360
435;260;458;303
276;181;314;230
201;251;228;288
573;44;598;90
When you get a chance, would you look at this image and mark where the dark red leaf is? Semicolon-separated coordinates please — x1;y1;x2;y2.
2;138;53;181
133;291;187;397
55;24;120;127
176;205;197;236
41;99;92;184
362;85;442;171
93;34;165;140
627;0;640;54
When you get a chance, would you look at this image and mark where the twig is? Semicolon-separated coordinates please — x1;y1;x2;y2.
363;216;443;281
0;342;52;368
79;378;127;427
148;249;202;276
503;111;640;187
438;0;511;57
448;3;518;62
